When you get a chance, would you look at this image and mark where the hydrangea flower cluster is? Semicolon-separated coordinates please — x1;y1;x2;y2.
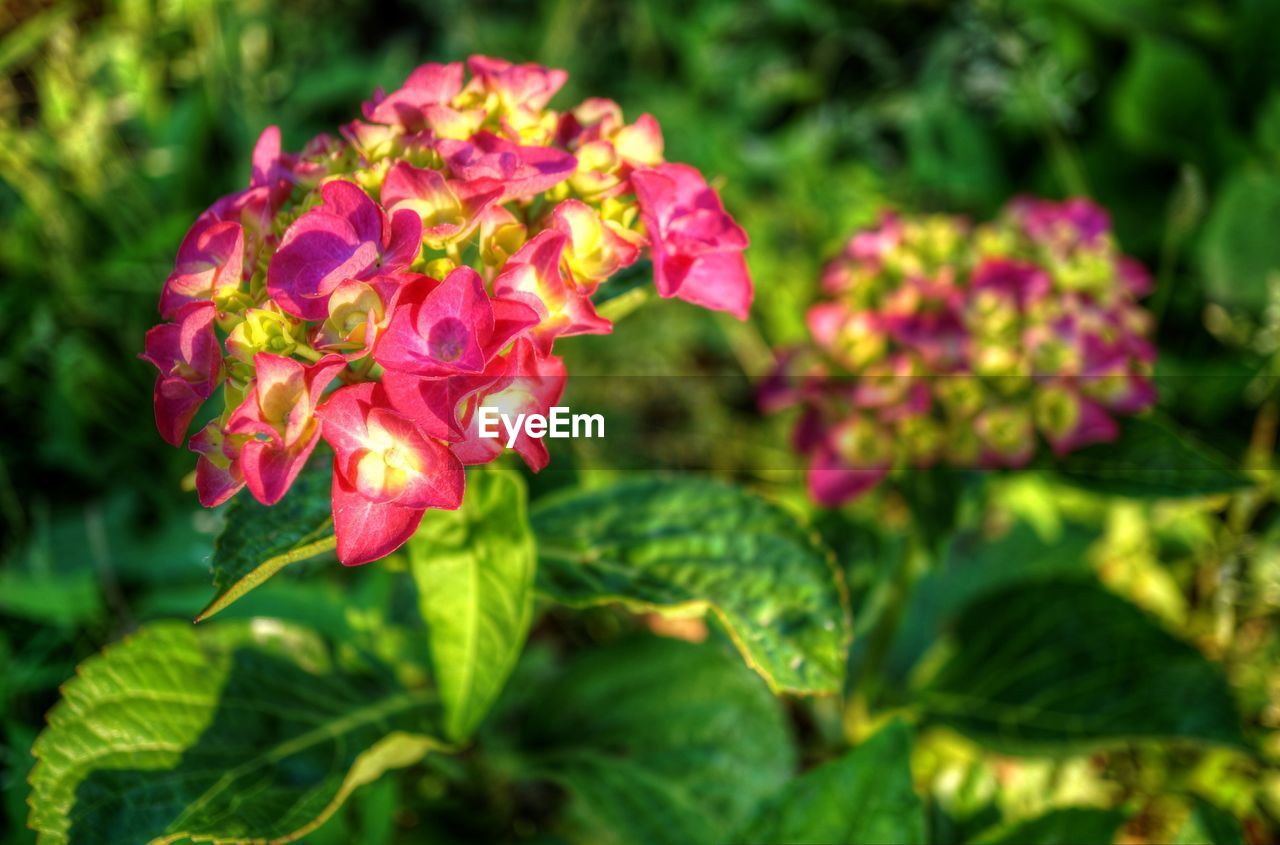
762;197;1156;506
143;56;752;564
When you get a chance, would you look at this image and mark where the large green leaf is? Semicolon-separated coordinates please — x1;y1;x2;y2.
736;720;924;845
408;469;535;743
1201;167;1280;311
197;459;336;622
530;476;851;694
514;636;795;845
1053;415;1250;499
28;620;444;845
919;580;1246;753
972;807;1129;845
883;521;1096;685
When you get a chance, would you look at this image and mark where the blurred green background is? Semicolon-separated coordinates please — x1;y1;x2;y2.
4;0;1280;842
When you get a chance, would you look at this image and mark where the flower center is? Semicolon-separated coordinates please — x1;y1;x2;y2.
428;317;469;363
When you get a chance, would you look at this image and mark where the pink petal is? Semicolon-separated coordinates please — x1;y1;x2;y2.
331;464;427;566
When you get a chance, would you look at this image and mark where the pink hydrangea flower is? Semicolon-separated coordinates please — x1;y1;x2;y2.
146;55;754;566
225;353;345;505
374;266;538;376
766;197;1157;506
318;382;464;565
493;230;612;356
159;220;245;318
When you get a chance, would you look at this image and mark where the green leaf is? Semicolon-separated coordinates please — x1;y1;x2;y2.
29;620;445;845
883;521;1096;684
1053;415;1250;499
736;720;924;845
541;753;719;845
408;469;535;743
1201;167;1280;311
919;580;1247;754
516;636;795;844
972;807;1129;845
198;459;336;622
531;476;851;694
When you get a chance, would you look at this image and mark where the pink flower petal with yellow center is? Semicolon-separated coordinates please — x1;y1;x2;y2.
159;219;246;318
493;230;611;356
452;338;567;471
382;162;503;249
225;353;345;505
551;199;640;285
141;302;223;447
465;55;567;113
375;266;538;376
314;274;406;359
319;383;464;508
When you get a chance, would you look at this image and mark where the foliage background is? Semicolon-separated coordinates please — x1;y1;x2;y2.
3;0;1280;842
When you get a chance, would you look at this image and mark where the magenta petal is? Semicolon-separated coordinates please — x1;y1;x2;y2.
437;132;577;201
806;446;888;506
382;207;424;269
363;62;464;129
251;125;282;186
375;267;494;376
269;214;373;320
1049;396;1120;456
317;382;379;457
194;456;244;507
660;249;753;320
382;371;467;441
240;426;322;506
632;163;754;319
331;464;427;566
160;219;245;318
143;302;222;446
320;180;384;244
152;378;206;448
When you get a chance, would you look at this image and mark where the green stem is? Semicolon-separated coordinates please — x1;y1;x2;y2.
596;286;653;323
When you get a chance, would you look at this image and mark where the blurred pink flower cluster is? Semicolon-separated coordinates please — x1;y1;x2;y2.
143;56;752;564
762;197;1156;506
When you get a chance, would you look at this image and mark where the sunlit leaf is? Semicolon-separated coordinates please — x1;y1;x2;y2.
28;620;445;845
409;469;536;742
531;476;851;694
